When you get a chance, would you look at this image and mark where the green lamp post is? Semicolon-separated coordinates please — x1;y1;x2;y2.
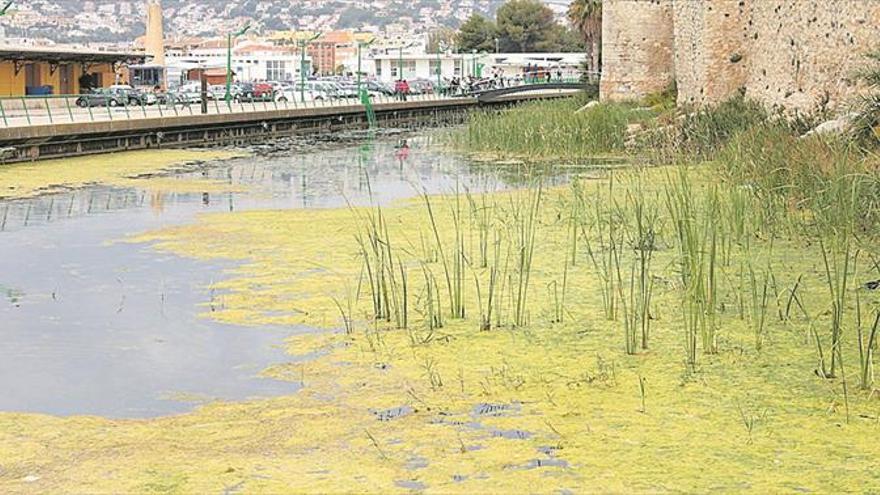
397;42;417;81
471;49;477;78
298;33;321;103
0;2;13;16
436;41;446;92
356;38;375;98
225;23;251;102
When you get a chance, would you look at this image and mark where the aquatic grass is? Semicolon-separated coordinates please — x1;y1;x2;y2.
747;260;771;351
353;205;410;330
581;175;623;321
509;183;543;328
623;174;659;351
817;237;852;379
453;96;651;161
665;168;722;365
422;191;464;320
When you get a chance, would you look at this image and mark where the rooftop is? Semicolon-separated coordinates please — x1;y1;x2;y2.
0;44;144;63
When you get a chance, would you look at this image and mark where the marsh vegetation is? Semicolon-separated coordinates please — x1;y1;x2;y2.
3;85;880;492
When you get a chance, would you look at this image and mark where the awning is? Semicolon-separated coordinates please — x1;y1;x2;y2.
0;45;145;64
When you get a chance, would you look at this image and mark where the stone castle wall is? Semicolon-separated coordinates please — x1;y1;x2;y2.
600;0;675;101
602;0;880;113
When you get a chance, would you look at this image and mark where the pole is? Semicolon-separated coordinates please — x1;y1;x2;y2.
225;24;250;102
398;47;403;81
299;34;320;103
436;50;441;90
357;43;362;94
225;33;232;102
300;41;306;103
471;51;476;78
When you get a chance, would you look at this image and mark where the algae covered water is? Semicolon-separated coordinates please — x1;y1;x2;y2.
0;134;510;418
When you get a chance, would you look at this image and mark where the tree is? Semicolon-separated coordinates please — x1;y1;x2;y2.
427;27;456;53
455;14;497;52
554;27;587;52
568;0;602;73
495;0;559;53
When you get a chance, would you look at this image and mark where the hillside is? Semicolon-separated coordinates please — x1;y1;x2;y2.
1;0;516;43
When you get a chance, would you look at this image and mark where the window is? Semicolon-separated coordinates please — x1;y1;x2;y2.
429;60;441;77
266;60;288;81
405;61;416;74
391;61;416;79
453;60;462;76
376;63;382;77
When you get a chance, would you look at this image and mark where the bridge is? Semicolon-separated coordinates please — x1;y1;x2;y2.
474;82;592;103
0;84;586;163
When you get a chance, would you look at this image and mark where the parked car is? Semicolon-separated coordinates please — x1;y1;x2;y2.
408;79;435;95
333;82;360;99
364;81;395;96
232;82;274;102
274;84;322;103
75;87;135;108
252;82;275;101
169;83;203;105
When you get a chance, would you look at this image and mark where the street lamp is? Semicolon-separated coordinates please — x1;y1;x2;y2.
494;37;499;54
298;33;321;103
436;41;446;92
471;49;477;78
356;38;375;99
397;42;417;81
225;23;251;102
471;50;488;78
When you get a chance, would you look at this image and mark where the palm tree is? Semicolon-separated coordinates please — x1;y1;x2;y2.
568;0;602;75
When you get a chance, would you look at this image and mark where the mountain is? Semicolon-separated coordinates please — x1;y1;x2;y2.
0;0;523;43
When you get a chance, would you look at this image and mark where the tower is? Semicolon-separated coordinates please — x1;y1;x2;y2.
145;0;165;66
600;0;675;102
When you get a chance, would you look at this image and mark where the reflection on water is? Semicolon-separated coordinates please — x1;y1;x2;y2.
0;132;533;419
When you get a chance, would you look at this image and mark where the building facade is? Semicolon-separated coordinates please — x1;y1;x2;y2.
0;46;137;96
601;0;880;112
370;52;585;83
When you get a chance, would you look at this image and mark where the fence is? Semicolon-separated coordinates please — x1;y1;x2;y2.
0;80;586;129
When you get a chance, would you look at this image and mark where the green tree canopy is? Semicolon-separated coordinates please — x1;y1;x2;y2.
568;0;602;70
496;0;559;52
427;26;456;53
455;14;497;53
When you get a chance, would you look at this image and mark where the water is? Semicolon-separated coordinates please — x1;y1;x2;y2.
0;132;517;419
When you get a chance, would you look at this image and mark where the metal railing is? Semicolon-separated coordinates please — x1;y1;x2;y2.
0;80;586;129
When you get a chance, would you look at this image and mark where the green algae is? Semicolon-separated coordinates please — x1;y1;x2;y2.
1;164;879;493
0;149;246;200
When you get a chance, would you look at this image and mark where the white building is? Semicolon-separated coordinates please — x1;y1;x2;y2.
368;52;586;83
164;39;313;86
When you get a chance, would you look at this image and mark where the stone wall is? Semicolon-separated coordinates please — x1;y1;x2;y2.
602;0;880;113
741;0;880;113
673;0;749;107
600;0;675;101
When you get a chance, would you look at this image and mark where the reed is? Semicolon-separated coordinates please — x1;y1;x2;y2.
582;175;622;321
453;96;650;161
665;168;721;366
509;183;543;327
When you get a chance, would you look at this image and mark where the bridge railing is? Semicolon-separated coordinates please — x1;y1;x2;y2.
0;92;464;129
0;80;587;129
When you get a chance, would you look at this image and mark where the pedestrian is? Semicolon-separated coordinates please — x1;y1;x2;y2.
400;79;410;101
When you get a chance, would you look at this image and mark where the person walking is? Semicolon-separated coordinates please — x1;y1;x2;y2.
394;79;407;101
